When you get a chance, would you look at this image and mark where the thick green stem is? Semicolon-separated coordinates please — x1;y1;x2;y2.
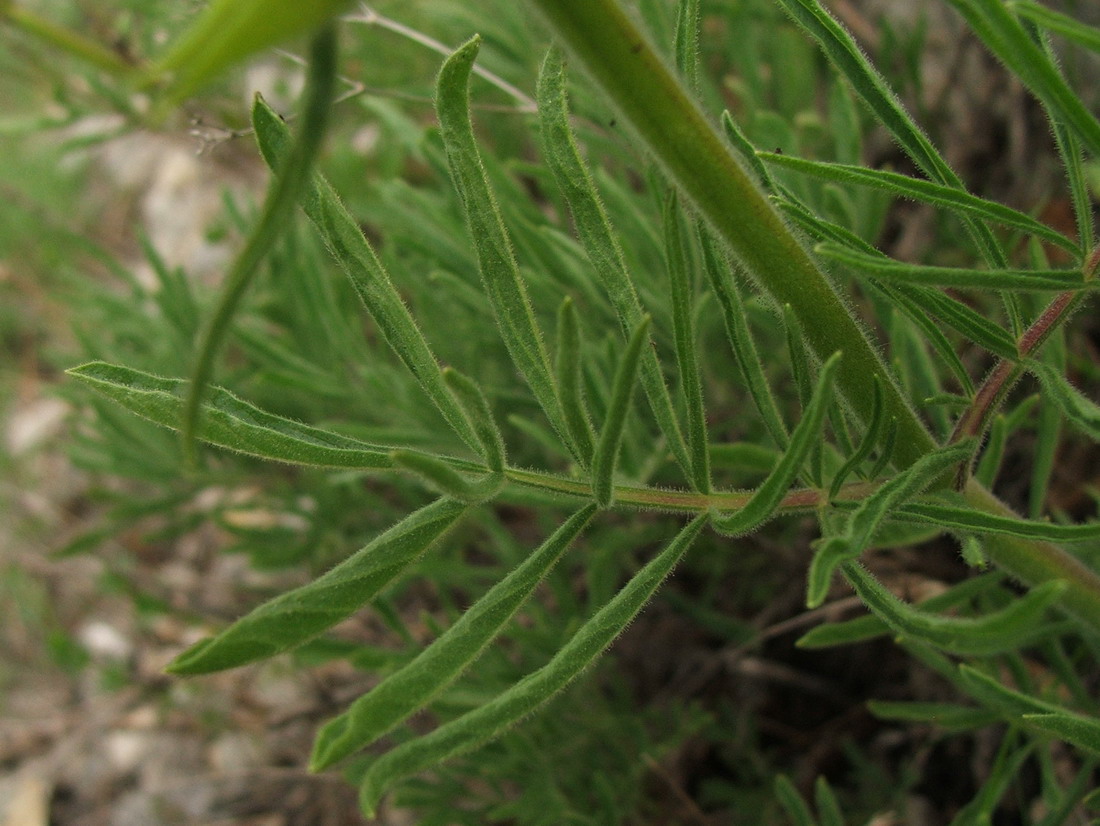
964;481;1100;630
525;0;1100;631
524;0;936;468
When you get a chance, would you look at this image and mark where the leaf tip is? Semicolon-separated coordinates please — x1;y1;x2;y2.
164;637;216;675
358;775;384;820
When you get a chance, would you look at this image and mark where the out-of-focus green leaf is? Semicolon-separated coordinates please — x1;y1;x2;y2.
149;0;352;104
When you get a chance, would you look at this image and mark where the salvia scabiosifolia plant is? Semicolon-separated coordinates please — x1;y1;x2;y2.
8;0;1100;820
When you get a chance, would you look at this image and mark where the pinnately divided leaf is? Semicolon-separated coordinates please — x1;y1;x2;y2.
251;97;482;456
310;504;597;770
710;352;840;536
167;498;467;675
436;37;574;460
358;513;706;815
526;0;938;470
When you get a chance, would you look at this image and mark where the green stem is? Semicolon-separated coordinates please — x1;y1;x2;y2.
524;0;936;468
964;480;1100;631
524;0;1100;631
181;24;338;466
502;467;875;515
3;6;139;77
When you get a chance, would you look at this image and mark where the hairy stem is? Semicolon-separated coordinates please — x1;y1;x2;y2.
181;24;337;466
950;285;1090;485
964;480;1100;630
524;0;1100;630
524;0;936;468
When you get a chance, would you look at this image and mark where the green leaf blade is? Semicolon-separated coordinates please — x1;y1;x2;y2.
436;38;573;460
358;513;706;815
310;504;597;770
442;367;507;472
867;701;1000;731
843;563;1067;656
1023;714;1100;755
892;284;1019;359
817;243;1088;291
895;501;1100;543
711;352;840;536
67;362;396;470
555;297;596;468
761;153;1079;256
1027;359;1100;440
166;498;467;675
250;97;481;456
536;47;692;478
664;195;711;493
592;315;651;507
1011;1;1100;54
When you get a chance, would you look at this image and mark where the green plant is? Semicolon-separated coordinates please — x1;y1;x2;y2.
11;0;1100;820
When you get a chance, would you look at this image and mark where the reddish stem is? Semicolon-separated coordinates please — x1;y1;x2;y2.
949;245;1099;485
